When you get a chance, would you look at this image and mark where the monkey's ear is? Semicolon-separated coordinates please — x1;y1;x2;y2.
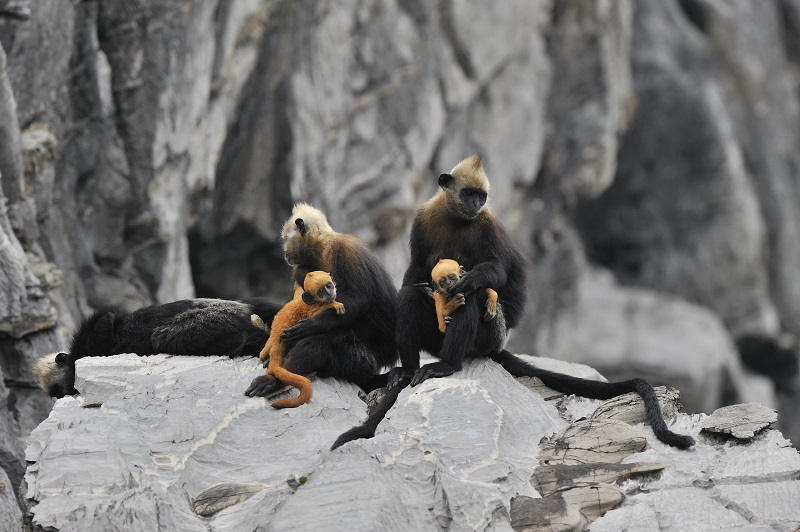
438;173;454;189
55;352;69;366
301;291;316;304
295;218;308;236
460;265;467;276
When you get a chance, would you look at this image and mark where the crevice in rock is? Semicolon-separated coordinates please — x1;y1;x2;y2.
677;0;711;35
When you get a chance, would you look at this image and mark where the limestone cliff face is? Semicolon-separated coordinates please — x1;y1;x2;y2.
2;0;800;518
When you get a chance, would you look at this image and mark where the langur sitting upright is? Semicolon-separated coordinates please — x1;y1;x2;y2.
431;258;497;333
332;155;694;450
258;271;345;408
244;203;398;398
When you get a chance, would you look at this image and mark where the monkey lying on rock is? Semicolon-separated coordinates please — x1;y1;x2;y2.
256;271;345;409
432;258;497;333
33;298;282;398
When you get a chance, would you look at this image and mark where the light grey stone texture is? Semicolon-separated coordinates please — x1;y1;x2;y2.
24;354;570;531
4;0;800;524
701;403;779;440
23;354;800;531
0;465;22;532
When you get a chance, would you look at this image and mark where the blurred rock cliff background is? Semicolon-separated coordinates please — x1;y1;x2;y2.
1;0;799;504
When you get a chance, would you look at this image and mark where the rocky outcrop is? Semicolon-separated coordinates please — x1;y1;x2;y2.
20;354;800;531
3;0;800;522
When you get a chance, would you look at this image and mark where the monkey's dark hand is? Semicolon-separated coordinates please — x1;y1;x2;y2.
414;282;434;300
245;374;281;397
280;319;317;344
448;271;479;297
386;367;415;389
410;362;459;386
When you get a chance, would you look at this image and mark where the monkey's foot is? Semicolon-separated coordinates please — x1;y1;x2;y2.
484;304;497;320
244;375;282;397
330;425;376;450
386;367;415;389
410;362;459;386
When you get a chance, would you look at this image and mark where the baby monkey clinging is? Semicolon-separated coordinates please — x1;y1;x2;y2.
431;258;497;333
256;270;345;408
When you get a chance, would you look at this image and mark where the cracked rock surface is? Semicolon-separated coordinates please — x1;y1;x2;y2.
22;354;800;531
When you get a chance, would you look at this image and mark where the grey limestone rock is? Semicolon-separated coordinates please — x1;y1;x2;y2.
701;403;779;440
0;465;22;532
23;353;800;531
5;0;800;524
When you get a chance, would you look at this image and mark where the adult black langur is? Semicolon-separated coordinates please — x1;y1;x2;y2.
244;203;398;398
33;297;283;398
332;155;694;450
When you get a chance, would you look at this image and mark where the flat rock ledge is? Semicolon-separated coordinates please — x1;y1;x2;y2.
20;354;800;531
701;403;779;440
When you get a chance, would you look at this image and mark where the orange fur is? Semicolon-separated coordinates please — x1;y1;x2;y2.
260;271;345;408
431;258;497;333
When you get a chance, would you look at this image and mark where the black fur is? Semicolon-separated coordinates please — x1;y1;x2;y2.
45;298;283;398
333;159;694;449
245;224;398;398
488;350;695;449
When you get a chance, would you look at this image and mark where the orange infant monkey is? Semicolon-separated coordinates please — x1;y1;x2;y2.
256;270;345;408
431;259;497;333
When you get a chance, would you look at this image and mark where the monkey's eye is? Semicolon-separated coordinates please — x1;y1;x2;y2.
465;188;487;201
449;274;458;281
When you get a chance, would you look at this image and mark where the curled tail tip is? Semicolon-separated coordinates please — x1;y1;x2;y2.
655;426;695;449
270;397;307;409
670;433;696;449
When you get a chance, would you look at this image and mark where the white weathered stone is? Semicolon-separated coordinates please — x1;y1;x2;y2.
22;355;800;531
701;403;779;440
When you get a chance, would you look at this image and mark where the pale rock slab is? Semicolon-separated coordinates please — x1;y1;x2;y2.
701;402;778;440
22;354;800;531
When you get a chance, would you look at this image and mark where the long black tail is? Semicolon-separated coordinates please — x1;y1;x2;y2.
331;376;411;450
489;350;695;449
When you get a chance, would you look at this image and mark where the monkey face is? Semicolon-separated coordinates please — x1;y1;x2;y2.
436;272;460;293
33;352;77;398
316;281;337;303
438;155;490;220
431;259;462;293
457;186;487;218
438;174;487;220
302;271;338;303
